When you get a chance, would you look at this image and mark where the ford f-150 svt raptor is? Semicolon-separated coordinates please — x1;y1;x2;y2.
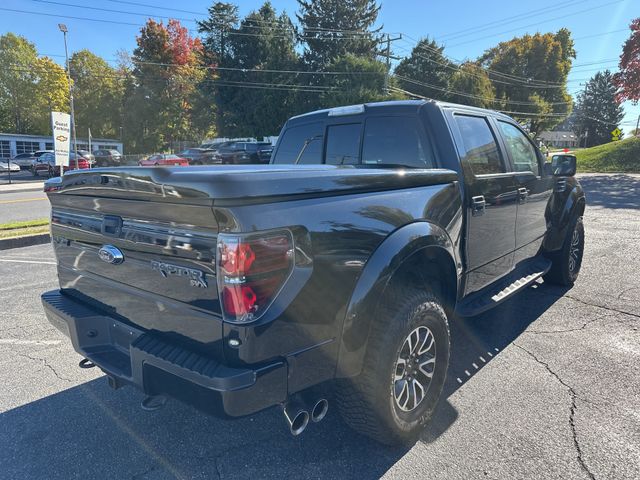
41;100;585;445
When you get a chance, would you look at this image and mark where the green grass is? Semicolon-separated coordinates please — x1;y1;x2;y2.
0;225;49;239
0;218;49;239
0;218;49;230
575;137;640;173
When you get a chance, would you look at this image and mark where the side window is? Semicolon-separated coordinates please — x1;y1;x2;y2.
454;115;505;175
325;123;362;165
362;116;434;168
271;122;323;164
498;121;540;175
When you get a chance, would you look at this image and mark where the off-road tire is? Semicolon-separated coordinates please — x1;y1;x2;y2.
336;287;450;446
545;215;584;286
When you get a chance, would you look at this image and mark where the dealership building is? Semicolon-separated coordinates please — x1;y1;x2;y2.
0;133;123;159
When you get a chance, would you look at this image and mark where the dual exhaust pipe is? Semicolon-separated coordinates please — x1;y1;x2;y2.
283;395;329;436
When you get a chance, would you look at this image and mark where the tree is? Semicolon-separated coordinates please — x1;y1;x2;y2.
70;50;123;139
0;33;69;136
478;29;575;134
0;33;43;134
574;70;624;147
296;0;381;69
448;62;495;108
125;19;206;153
223;3;300;137
32;57;69;134
320;53;388;107
394;38;455;100
197;2;239;135
613;18;640;104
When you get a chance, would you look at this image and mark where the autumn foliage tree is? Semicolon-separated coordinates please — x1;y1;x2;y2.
613;18;640;104
124;19;208;153
479;29;575;134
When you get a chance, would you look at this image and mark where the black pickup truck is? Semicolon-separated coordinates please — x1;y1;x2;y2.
41;100;585;445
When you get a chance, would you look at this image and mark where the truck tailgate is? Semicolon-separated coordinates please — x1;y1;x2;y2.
47;177;222;354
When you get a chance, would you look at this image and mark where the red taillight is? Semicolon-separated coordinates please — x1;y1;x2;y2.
217;232;293;323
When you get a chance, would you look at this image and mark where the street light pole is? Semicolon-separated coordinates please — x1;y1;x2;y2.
59;24;77;176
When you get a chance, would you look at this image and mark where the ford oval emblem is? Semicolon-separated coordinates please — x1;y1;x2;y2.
98;245;124;265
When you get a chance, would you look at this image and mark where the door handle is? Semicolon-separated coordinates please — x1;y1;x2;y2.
471;195;486;216
518;187;529;203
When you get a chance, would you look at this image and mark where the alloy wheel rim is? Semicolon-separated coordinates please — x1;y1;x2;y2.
393;326;437;412
569;227;582;274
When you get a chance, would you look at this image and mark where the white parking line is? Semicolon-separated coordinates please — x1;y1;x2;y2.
0;259;56;265
0;339;61;345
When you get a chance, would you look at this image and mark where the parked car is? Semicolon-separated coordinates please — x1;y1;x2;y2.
177;148;220;165
200;141;241;152
217;141;273;164
31;152;90;177
0;160;20;172
77;150;95;165
93;149;123;167
138;154;189;167
11;152;37;170
41;100;585;445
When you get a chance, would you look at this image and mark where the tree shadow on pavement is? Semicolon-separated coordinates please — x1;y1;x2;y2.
421;281;568;442
577;174;640;210
0;282;570;479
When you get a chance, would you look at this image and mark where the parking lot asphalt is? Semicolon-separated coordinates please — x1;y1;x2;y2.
0;173;638;479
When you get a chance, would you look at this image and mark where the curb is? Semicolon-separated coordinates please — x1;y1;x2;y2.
0;233;50;250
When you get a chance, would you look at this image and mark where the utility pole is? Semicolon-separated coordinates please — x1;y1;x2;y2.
635;114;640;137
380;33;402;95
59;23;77;175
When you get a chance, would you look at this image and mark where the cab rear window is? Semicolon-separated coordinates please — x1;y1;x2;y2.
272;122;323;164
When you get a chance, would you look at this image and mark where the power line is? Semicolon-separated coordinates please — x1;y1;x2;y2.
394;74;573;107
105;0;205;17
436;0;589;41
394;43;568;89
399;35;570;87
445;0;626;48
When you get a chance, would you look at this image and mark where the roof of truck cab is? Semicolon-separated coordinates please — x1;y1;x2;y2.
287;99;513;125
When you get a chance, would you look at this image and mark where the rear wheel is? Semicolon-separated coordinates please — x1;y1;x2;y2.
545;215;584;286
336;287;450;445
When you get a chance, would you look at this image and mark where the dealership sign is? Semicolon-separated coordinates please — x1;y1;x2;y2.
51;111;71;167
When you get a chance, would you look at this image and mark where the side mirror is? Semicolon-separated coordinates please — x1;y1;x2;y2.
551;154;576;177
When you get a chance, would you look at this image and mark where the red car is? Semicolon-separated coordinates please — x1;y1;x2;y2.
31;152;90;177
138;154;189;167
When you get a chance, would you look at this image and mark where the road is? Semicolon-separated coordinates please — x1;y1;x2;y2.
0;174;638;479
0;190;49;224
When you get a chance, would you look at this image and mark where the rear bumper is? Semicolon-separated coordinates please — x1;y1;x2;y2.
41;290;287;417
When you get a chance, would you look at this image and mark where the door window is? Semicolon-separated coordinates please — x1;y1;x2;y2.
272;122;323;164
325;123;362;165
362;116;434;168
498;121;540;175
454;115;505;175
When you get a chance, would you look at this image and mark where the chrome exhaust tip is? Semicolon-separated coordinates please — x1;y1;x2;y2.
283;399;309;436
311;398;329;423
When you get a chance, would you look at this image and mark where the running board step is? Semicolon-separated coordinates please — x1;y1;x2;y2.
455;257;552;317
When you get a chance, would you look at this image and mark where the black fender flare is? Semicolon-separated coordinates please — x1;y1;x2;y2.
543;181;586;252
335;221;459;378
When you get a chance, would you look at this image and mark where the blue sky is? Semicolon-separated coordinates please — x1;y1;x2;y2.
1;0;638;133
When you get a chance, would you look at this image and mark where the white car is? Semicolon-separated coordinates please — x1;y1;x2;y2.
0;160;21;172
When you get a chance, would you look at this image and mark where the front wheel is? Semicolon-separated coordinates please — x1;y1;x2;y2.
336;287;450;445
545;216;584;286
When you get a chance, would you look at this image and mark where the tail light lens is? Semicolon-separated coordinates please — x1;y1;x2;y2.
216;231;294;323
